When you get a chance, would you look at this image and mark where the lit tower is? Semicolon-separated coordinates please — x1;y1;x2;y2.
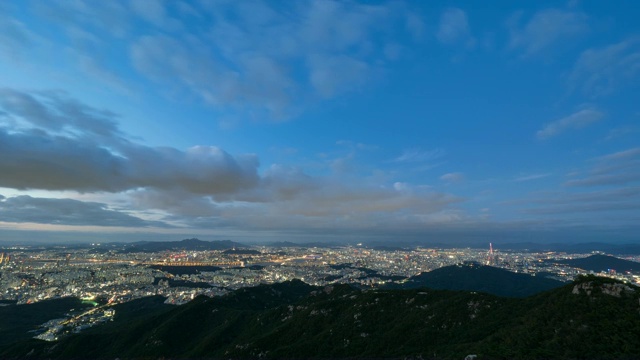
487;243;494;265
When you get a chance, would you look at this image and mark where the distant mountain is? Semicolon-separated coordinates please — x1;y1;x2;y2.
554;254;640;273
266;241;339;248
120;238;247;252
370;245;412;251
4;276;639;360
387;262;565;297
499;242;640;254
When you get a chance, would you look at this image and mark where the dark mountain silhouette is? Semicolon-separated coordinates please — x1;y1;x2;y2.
553;254;640;273
0;297;93;346
386;262;565;297
500;242;640;254
2;276;639;359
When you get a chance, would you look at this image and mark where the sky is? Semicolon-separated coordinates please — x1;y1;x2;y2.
0;0;639;245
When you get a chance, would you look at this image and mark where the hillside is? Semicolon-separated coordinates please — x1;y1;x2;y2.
554;254;640;273
387;262;565;297
0;297;93;346
2;276;639;359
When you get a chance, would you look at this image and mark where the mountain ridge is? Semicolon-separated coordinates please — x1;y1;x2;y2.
2;275;639;359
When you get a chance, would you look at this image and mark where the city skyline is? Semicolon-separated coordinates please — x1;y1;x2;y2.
0;0;639;244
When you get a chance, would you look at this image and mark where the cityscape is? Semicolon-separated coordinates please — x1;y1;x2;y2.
1;0;639;358
2;240;638;343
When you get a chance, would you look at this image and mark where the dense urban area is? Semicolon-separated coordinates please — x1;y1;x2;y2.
1;240;639;342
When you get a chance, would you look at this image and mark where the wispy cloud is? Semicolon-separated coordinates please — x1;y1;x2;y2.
570;37;640;97
536;108;603;139
436;8;474;47
566;147;640;187
23;0;421;121
440;172;464;183
603;126;639;141
523;186;640;215
514;173;551;182
394;148;445;163
507;8;589;56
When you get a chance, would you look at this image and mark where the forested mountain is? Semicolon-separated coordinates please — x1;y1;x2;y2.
553;254;640;273
2;276;639;359
386;262;565;297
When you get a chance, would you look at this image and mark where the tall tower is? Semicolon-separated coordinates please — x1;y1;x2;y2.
487;243;494;265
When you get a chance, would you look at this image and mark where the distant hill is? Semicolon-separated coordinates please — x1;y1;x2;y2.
266;241;339;248
554;254;640;273
387;262;565;297
370;245;412;251
120;238;247;252
499;242;640;254
4;276;639;360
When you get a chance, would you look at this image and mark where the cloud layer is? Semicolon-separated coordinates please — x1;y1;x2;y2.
0;194;165;227
0;89;259;194
0;88;459;231
11;0;421;120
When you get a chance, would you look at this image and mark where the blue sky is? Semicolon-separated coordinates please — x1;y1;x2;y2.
0;0;638;244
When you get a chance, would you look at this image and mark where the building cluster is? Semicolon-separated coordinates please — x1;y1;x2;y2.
1;243;639;340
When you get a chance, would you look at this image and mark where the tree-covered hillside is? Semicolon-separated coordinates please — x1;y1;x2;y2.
2;275;639;359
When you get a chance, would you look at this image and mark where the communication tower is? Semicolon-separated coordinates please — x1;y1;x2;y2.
487;243;495;265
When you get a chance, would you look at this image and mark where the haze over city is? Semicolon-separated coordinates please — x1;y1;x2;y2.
0;0;639;244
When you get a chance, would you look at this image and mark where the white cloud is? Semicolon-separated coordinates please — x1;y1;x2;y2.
536;109;603;139
507;8;588;56
99;1;417;120
3;1;422;121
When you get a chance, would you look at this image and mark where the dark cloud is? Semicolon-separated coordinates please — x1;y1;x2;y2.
0;88;464;231
0;195;168;227
0;89;121;138
0;88;259;194
0;128;128;191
